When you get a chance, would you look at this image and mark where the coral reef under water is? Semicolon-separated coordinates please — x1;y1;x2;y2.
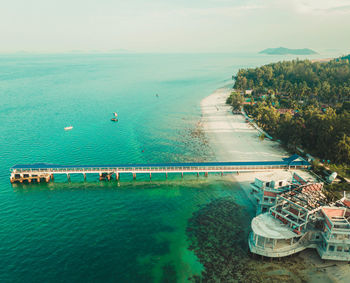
186;198;260;282
186;197;310;282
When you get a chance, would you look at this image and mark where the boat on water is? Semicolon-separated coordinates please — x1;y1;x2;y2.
111;112;118;122
64;126;73;131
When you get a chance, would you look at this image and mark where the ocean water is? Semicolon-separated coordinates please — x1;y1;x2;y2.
0;53;323;282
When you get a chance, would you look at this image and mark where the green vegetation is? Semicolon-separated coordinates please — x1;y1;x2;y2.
324;183;350;201
328;163;350;178
231;56;350;175
234;58;350;104
340;54;350;61
226;91;244;110
258;133;265;141
259;47;317;55
244;103;350;165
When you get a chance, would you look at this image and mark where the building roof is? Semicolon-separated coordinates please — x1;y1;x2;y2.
283;155;309;166
322;207;350;231
280;183;327;211
322;207;345;217
277;108;295;115
343;199;350;208
251;213;296;239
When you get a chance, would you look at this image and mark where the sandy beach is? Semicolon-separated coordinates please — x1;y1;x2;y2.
201;86;313;200
200;86;350;283
201;86;287;162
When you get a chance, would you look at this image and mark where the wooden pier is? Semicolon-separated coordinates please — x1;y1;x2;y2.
10;155;310;184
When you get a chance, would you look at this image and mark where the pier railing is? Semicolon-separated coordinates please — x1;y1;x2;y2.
12;165;292;174
10;156;310;183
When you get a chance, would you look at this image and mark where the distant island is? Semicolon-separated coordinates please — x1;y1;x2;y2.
259;47;317;55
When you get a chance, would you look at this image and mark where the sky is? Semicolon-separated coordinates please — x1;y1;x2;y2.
1;0;350;54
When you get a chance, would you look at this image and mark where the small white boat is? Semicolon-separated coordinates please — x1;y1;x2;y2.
64;126;73;131
113;112;118;118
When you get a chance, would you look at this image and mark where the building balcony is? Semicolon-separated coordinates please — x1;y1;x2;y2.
317;245;350;261
248;232;311;258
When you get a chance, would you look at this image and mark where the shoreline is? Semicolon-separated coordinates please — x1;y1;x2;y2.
200;86;313;203
200;86;348;282
200;86;288;162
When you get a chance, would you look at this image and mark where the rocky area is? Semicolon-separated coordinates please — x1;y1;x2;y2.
186;197;312;282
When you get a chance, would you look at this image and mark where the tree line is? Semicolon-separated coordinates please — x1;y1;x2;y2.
228;56;350;170
244;103;350;165
234;58;350;104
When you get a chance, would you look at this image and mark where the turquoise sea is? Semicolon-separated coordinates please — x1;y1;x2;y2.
0;53;324;282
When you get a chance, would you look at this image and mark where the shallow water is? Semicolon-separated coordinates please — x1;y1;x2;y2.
0;52;324;282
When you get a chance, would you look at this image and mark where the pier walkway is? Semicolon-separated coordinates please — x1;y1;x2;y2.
10;155;310;183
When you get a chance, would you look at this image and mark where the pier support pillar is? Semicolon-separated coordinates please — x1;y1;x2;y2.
116;173;119;181
67;174;70;181
150;173;152;180
37;178;40;183
50;174;54;181
197;172;199;177
221;172;223;176
181;172;183;178
83;173;86;181
166;172;168;179
205;172;208;177
107;174;111;181
133;173;136;180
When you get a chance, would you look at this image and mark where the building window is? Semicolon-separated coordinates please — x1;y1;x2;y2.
257;236;265;247
264;197;269;202
337;246;343;252
344;246;349;252
329;245;335;251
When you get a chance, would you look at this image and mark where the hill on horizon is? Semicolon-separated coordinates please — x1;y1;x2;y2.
259;47;317;55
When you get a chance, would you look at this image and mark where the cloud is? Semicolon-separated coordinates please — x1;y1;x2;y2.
177;4;262;17
317;4;350;13
290;0;350;14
